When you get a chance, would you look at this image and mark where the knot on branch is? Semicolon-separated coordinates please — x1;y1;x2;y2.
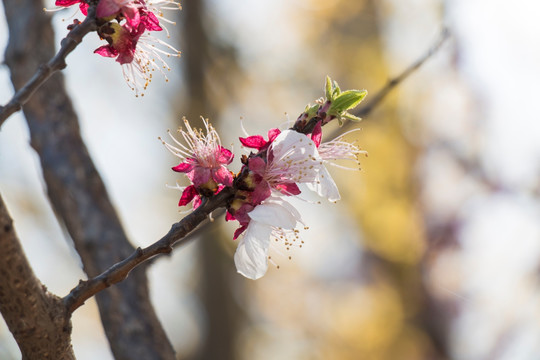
38;63;52;73
3;223;12;233
163;245;173;255
66;19;82;31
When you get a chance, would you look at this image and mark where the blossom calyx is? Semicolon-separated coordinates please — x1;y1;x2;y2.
95;22;143;64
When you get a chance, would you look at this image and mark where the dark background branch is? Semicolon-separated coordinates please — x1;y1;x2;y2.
327;27;450;141
58;23;451;359
2;0;175;358
0;0;452;356
180;1;244;359
0;4;96;128
0;193;75;360
355;28;449;119
63;187;235;313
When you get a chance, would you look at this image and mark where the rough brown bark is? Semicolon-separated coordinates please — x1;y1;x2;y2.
0;194;75;360
63;188;235;313
2;0;175;358
0;7;96;127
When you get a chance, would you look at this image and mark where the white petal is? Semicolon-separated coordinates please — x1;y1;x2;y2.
306;166;341;202
234;221;272;280
268;130;341;201
248;201;298;229
269;197;304;225
271;130;318;162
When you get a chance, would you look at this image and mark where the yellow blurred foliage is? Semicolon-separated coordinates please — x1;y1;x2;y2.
318;282;434;360
329;284;403;352
342;120;425;264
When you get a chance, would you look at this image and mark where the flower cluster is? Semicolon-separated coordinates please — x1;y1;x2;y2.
163;78;368;280
161;117;234;209
55;0;181;96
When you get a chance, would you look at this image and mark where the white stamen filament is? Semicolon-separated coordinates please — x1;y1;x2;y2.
121;32;180;96
318;129;367;170
161;118;230;171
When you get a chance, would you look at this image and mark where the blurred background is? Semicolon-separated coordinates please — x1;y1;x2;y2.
2;0;540;359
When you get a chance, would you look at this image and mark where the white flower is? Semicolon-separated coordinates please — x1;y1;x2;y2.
233;130;365;279
234;197;304;280
267;130;341;201
268;129;366;202
312;130;367;201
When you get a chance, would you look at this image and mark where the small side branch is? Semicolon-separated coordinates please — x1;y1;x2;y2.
0;8;97;127
356;28;450;119
63;186;235;313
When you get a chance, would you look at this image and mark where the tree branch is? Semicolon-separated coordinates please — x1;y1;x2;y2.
58;28;451;323
354;28;450;119
0;6;97;128
309;26;451;144
0;193;75;360
3;0;176;358
64;187;235;313
153;30;452;255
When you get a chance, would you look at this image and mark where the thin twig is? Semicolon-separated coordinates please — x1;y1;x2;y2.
339;28;450;135
62;28;450;313
0;8;97;128
63;187;235;313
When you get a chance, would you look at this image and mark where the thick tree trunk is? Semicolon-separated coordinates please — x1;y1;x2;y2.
0;194;75;360
2;0;176;358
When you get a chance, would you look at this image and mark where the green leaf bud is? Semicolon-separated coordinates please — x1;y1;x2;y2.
330;89;367;114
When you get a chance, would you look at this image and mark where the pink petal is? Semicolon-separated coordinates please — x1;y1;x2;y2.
217;146;234;164
188;167;211;187
233;224;248;240
311;120;322;147
192;195;202;209
240;135;266;150
226;211;236;221
267;147;274;163
123;5;141;28
130;22;146;40
79;2;89;15
96;0;121;18
116;49;135;65
212;166;233;186
234;204;254;224
55;0;80;6
172;162;194;173
178;185;198;206
141;12;163;31
275;182;301;196
251;181;271;204
267;128;281;142
94;45;118;58
247;157;266;176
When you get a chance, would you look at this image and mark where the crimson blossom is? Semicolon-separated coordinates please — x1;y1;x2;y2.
55;0;181;95
163;78;368;280
162;117;234;208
